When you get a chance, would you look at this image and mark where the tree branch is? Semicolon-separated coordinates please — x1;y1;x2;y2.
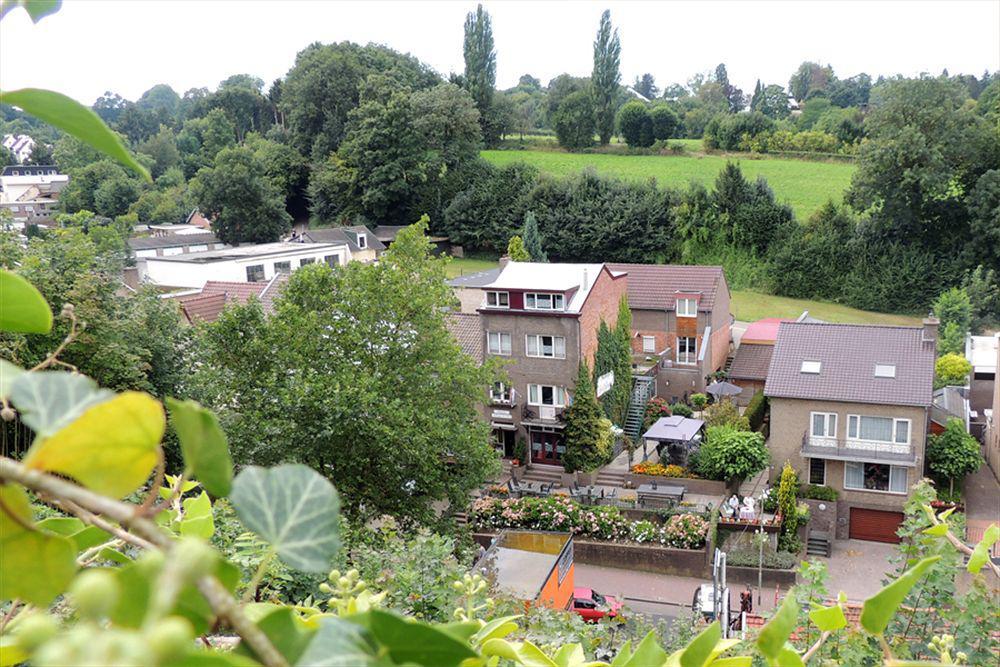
801;630;830;662
0;457;289;667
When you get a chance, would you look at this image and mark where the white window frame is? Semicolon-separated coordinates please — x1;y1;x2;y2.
677;336;697;365
808;458;826;486
676;297;697;318
527;384;566;407
485;291;509;308
524;292;565;311
525;334;566;359
487;331;511;356
642;336;656;353
874;364;896;378
245;264;265;282
846;415;911;445
273;261;291;274
801;360;822;374
844;462;908;495
490;382;512;403
356;233;367;249
810;412;837;438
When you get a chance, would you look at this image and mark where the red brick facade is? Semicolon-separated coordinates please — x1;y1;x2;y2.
579;267;629;366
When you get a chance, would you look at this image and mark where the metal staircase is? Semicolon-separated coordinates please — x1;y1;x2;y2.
623;376;655;441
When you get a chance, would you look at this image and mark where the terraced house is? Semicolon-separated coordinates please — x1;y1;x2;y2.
477;262;627;464
764;319;937;543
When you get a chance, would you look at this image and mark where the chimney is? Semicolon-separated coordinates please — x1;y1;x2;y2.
581;268;589;291
922;312;939;344
498;256;510;268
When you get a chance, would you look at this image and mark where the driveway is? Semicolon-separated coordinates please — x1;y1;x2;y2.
825;539;898;602
963;462;1000;555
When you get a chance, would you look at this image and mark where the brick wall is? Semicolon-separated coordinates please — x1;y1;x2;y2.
578;268;628;367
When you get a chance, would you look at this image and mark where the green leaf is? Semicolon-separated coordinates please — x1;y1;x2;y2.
968;523;999;574
775;646;804;667
471;614;521;645
36;516;111;550
808;602;847;633
179;491;215;539
679;621;719;667
0;270;52;334
860;555;940;635
757;593;798;660
230;464;341;572
481;638;558;667
0;360;24;401
235;607;313;665
97;547;131;564
0;89;149;180
0;528;76;606
0;0;62;23
610;641;632;667
165;650;261;667
622;630;667;667
922;523;949;537
0;633;28;667
166;398;234;497
9;371;113;438
552;644;585;667
0;484;32;539
295;616;380;666
436;620;481;644
23;391;165;498
709;659;752;667
365;609;478;667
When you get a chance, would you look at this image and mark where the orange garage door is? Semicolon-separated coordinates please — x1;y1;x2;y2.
849;508;904;543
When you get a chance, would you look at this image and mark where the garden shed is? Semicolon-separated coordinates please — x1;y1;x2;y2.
642;415;705;466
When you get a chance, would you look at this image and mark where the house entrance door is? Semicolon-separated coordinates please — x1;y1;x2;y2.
530;430;564;464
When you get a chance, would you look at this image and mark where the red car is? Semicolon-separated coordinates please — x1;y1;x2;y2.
572;587;623;622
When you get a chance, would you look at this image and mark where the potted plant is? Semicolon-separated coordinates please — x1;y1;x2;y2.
511;439;528;481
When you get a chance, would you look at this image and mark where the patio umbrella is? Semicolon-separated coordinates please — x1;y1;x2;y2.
706;381;742;399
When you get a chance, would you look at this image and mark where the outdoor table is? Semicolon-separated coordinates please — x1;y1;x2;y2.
739;507;756;521
636;483;685;507
521;481;550;497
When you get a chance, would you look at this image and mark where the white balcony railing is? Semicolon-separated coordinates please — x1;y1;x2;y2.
801;432;916;465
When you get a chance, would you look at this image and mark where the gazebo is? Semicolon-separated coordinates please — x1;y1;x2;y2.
641;415;705;465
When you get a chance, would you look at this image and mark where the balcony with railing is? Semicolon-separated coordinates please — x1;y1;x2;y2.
800;431;917;466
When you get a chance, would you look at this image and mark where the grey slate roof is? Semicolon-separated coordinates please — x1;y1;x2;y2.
605;263;726;312
764;322;935;407
129;232;220;251
447;268;503;288
729;343;774;381
445;312;483;364
299;225;385;253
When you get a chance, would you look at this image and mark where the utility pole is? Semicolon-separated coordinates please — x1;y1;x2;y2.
757;522;764;608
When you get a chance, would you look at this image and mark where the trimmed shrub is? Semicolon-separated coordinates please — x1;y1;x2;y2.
745;391;768;431
689;393;708;410
726;548;798;570
800;484;838;501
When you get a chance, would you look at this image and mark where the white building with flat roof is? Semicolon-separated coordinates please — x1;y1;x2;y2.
139;241;350;289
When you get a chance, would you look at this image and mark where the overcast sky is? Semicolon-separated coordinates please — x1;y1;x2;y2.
2;1;998;105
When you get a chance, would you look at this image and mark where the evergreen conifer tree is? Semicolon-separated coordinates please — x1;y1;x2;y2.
521;211;547;262
611;295;633;424
591;10;621;145
506;235;530;261
463;4;496;132
564;361;604;472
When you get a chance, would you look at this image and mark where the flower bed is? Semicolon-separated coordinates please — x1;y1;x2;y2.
470;495;708;549
630;462;700;479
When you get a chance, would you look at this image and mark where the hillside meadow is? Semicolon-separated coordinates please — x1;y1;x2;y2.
482;148;856;220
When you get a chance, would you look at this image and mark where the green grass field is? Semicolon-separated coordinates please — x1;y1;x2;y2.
482;149;855;220
444;256;502;279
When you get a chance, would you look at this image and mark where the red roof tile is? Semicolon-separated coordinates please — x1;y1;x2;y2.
180;292;227;324
201;281;267;304
742;318;789;344
605;264;726;312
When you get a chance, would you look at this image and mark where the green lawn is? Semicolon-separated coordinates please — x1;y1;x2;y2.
731;290;920;326
482;149;855;220
444;256;501;279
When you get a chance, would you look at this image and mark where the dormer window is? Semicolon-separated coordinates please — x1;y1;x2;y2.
800;360;822;374
676;297;697;318
485;291;509;308
874;364;896;378
525;293;564;311
357;233;367;249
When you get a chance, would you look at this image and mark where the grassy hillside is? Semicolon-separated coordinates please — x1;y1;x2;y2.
482;149;855;221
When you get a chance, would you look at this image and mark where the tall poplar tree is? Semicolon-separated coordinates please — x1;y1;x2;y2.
564;361;605;472
591;9;621;145
521;211;547;262
463;4;496;125
611;295;633;424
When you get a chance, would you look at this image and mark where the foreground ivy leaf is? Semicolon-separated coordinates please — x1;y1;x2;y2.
179;491;215;539
481;637;558;666
23;391;165;498
774;646;804;667
0;89;150;180
757;593;798;660
0;269;52;334
808;601;847;633
0;360;24;400
230;464;341;572
0;0;62;23
36;516;111;550
860;555;940;635
0;487;76;606
235;607;313;665
166;398;234;497
618;630;666;667
678;620;719;667
9;371;113;438
364;609;478;667
295;616;380;666
967;523;999;574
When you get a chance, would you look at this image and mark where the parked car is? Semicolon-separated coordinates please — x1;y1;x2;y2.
572;587;623;622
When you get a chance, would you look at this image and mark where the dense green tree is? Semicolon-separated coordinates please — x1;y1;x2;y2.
769;202;856;301
695;426;768;487
703;111;774;150
926;418;983;494
711;162;792;253
553;90;595;150
966;169;1000;269
137;125;180;179
827;73;872;108
53;134;105;171
441;161;537;251
176;109;237;178
935;353;971;388
544;74;589;126
616;101;653;148
632;73;658;99
281;41;439;158
610;295;633;425
937;322;965;356
191;145;291;244
593;320;615;419
24;139;53;165
713;63;744;112
506;235;530;261
60;160;140;217
93;175;141;219
962;266;1000;332
137;83;181;117
92;90;129;124
932;287;972;338
462;3;496;142
0;145;14;167
521;211;547;262
114;103;164;144
591;10;621;145
649;104;679;140
244;133;310;220
563;361;606;472
208;84;273;141
789;62;834;102
750;83;790;119
191;221;499;526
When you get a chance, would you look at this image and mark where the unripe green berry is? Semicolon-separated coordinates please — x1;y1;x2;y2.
328;569;341;582
319;582;332;594
14;613;59;652
147;616;195;662
69;569;120;620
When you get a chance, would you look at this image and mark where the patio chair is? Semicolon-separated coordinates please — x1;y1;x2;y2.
507;478;522;498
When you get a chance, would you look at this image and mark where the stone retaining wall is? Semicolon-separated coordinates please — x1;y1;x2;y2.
726;565;797;588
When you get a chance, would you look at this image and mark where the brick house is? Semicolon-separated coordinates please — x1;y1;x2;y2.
764;319;937;543
477;262;627;464
606;264;731;402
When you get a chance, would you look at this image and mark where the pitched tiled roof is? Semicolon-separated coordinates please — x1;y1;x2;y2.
445;312;483;364
729;343;774;381
178;276;288;324
764;322;935;407
605;264;726;312
741;318;788;344
201;281;268;303
258;273;289;316
179;293;227;324
300;225;385;253
129;232;220;251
